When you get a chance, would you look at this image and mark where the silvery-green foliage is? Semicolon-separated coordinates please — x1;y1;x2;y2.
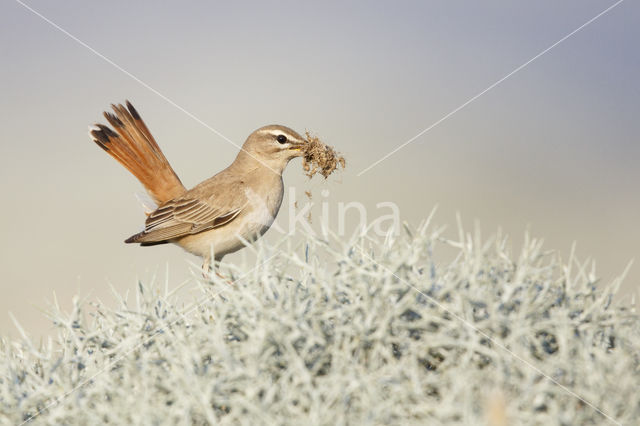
1;220;638;425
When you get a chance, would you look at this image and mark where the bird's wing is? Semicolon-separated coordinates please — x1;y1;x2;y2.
125;193;245;244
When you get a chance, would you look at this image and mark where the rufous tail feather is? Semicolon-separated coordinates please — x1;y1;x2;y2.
89;101;186;205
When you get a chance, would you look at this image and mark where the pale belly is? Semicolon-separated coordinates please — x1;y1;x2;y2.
174;184;284;261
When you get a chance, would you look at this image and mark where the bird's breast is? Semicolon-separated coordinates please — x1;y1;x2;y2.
242;180;284;237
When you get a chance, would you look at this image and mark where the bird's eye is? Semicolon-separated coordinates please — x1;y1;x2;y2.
277;134;287;144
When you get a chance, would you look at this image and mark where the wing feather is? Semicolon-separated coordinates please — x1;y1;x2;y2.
136;224;194;242
125;195;245;244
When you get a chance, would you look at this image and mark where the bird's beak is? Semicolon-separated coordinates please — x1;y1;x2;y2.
288;141;305;152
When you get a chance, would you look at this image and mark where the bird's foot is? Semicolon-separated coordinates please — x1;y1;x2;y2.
202;261;234;285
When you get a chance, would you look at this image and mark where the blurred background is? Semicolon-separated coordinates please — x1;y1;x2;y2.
1;0;638;337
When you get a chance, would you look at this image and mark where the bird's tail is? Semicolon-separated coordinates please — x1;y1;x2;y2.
89;101;186;205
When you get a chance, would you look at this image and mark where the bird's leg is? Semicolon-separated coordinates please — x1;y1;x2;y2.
202;258;233;285
201;257;212;279
216;270;233;284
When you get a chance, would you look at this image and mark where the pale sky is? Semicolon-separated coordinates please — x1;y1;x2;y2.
1;0;638;336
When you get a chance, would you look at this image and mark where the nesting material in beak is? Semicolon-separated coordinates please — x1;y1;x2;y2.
302;132;346;178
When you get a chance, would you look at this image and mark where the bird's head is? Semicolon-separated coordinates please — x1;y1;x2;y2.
237;125;306;173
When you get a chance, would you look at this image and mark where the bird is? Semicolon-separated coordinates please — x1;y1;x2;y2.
89;101;307;273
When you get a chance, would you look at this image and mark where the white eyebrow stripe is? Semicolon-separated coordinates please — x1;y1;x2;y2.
259;129;303;143
258;129;286;137
257;128;304;143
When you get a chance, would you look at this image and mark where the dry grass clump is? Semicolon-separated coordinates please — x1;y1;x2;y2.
1;220;639;425
302;132;345;178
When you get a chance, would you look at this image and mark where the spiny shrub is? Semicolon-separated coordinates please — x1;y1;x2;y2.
1;220;638;425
